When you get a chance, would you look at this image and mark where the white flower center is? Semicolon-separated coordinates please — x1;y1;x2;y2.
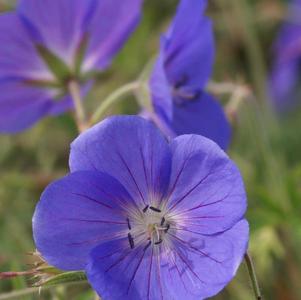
126;205;171;250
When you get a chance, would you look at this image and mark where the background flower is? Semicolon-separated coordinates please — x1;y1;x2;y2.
0;0;142;133
149;0;231;150
269;0;301;111
33;116;248;299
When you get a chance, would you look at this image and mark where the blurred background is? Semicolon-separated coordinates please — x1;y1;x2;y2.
0;0;300;299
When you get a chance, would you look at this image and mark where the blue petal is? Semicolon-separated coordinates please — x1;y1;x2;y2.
70;116;171;208
171;93;231;150
158;220;249;299
0;12;51;81
164;0;214;89
0;80;53;133
86;220;248;300
18;0;96;66
165;134;247;234
82;0;143;71
86;238;162;300
33;171;133;270
149;50;173;122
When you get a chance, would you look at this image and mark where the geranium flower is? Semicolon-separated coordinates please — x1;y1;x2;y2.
0;0;142;133
269;0;301;111
148;0;231;150
33;115;249;299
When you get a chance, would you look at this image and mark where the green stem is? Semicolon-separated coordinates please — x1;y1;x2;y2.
245;252;262;300
68;80;88;133
91;81;140;125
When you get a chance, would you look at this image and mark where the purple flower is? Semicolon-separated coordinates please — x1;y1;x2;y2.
33;116;248;299
149;0;231;150
269;0;301;111
0;0;142;133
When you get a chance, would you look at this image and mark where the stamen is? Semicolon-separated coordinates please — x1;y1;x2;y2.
160;217;165;226
126;218;131;230
127;233;135;249
155;239;163;245
142;205;149;213
143;241;151;251
164;224;170;233
149;206;161;213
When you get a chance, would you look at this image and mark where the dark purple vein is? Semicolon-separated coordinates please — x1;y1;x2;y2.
169;171;214;212
116;151;146;205
71;192;114;209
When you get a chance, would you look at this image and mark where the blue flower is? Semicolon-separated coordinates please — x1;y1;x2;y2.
0;0;142;133
148;0;231;150
269;0;301;111
33;116;249;299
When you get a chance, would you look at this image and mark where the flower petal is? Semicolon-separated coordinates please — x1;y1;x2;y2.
149;50;173;122
0;81;53;133
86;238;163;300
18;0;96;66
165;134;247;234
164;0;214;89
159;219;249;299
171;92;231;150
70;116;171;207
33;170;133;270
0;12;51;80
82;0;143;71
86;220;248;300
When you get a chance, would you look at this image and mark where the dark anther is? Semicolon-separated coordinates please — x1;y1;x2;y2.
142;205;149;213
128;233;135;249
143;241;151;251
155;239;163;245
164;224;170;233
149;206;161;213
126;218;131;230
160;217;165;226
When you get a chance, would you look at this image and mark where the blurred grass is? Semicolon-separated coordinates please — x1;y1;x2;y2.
1;0;301;299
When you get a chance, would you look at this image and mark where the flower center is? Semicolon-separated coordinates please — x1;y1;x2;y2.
126;205;171;250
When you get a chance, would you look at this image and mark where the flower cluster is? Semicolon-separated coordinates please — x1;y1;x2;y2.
33;116;248;300
0;0;250;298
0;0;142;132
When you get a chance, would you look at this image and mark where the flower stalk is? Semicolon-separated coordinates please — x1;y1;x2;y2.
68;80;88;133
91;81;140;124
245;252;262;300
